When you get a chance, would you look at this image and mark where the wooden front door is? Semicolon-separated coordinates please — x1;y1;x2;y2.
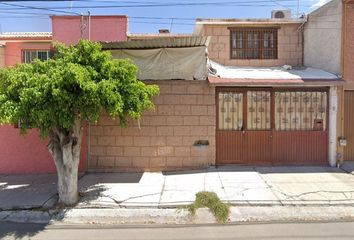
344;91;354;161
216;88;329;166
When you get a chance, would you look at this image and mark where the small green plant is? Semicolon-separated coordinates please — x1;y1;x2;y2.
188;191;230;223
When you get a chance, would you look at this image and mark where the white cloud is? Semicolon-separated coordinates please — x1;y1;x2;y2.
311;0;330;9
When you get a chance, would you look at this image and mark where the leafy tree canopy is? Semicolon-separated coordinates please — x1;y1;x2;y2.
0;40;159;136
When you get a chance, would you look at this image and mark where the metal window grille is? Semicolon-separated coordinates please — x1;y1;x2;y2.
247;91;271;130
230;28;278;60
275;92;327;131
218;92;243;130
21;50;52;63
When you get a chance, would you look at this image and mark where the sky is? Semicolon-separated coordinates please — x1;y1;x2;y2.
0;0;330;34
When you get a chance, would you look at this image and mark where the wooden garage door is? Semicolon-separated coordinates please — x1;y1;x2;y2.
344;91;354;160
216;88;328;166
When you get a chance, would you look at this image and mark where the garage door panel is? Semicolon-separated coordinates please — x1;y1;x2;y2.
243;131;271;165
216;131;244;164
272;131;328;166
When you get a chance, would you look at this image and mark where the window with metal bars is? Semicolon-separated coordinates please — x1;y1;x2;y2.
230;28;278;60
21;50;53;63
275;91;327;131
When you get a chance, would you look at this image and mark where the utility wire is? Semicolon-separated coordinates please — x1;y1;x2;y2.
0;2;81;15
0;0;311;11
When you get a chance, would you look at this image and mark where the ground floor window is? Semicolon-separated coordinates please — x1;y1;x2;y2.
22;50;52;63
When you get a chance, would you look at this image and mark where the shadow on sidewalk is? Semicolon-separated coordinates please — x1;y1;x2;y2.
0;174;58;210
162;165;344;176
0;222;48;239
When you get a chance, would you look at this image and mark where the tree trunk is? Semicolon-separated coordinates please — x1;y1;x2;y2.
47;118;83;205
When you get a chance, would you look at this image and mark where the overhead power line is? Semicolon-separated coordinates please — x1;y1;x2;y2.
0;2;80;15
0;0;310;11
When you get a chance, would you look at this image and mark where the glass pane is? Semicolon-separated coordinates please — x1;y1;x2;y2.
25;51;31;63
247;91;271;130
238;32;243;48
232;32;237;48
264;32;269;48
218;92;243;130
37;51;48;61
30;51;37;62
231;29;277;59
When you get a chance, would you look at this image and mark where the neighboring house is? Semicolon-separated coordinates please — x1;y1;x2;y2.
304;0;354;165
0;15;127;174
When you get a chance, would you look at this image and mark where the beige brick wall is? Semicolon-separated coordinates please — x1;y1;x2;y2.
200;24;303;67
88;80;216;171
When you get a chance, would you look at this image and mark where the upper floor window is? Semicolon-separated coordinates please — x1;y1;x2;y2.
230;28;278;60
22;50;52;63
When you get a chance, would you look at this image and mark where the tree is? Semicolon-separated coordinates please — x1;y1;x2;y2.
0;40;159;205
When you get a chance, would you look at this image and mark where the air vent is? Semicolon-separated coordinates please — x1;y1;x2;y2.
271;10;291;19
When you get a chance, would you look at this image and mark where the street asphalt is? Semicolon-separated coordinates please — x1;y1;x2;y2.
2;221;354;239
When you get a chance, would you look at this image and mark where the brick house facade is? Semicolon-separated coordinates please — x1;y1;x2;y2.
89;80;216;171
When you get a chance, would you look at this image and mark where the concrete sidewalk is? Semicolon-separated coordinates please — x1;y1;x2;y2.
2;166;354;211
0;174;58;210
78;166;354;208
2;166;354;224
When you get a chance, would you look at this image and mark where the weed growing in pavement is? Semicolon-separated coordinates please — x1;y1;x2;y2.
188;191;230;223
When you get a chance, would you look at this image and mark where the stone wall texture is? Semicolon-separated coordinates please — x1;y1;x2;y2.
199;24;303;67
88;80;216;171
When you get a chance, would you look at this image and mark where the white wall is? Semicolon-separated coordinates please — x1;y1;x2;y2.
304;0;342;75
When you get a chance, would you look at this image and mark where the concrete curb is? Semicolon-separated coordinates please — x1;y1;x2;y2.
2;206;354;225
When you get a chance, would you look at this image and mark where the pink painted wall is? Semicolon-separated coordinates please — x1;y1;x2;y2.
4;41;52;67
0;15;128;173
0;125;87;174
51;15;128;45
